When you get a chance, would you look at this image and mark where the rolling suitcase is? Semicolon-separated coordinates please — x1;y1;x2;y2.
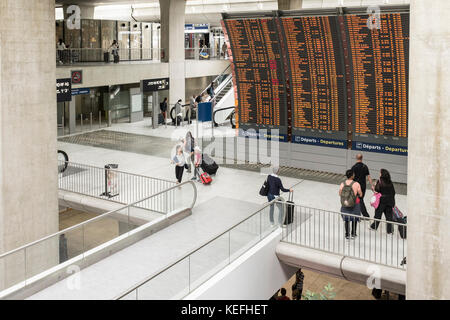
201;154;219;175
104;52;110;63
199;168;212;185
158;113;165;124
397;216;407;239
284;191;294;225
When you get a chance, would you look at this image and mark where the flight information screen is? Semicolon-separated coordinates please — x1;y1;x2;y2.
281;15;347;147
223;18;288;140
345;13;409;152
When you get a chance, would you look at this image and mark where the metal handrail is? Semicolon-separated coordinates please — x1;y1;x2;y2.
0;181;197;260
60;160;174;184
213;106;235;127
198;65;231;98
277;201;407;269
275;201;407;227
115;198;278;300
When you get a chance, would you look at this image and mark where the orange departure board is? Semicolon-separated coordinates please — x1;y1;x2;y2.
223;18;287;133
345;13;409;138
281;16;346;133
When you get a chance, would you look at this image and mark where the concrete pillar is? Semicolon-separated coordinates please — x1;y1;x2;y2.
0;0;59;289
278;0;303;10
407;0;450;299
159;0;186;106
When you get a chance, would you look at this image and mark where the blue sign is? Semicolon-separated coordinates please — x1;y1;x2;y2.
185;24;209;30
72;88;90;96
292;135;347;149
239;130;288;142
352;141;408;156
198;102;212;122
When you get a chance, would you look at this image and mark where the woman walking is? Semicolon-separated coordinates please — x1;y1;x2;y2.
370;169;396;234
171;145;186;184
339;169;363;240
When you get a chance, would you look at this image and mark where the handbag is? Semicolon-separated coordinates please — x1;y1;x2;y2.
370;192;381;209
259;179;269;196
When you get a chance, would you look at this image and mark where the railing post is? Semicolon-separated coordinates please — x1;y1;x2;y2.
80;114;83;132
90;112;93;130
99;111;102;128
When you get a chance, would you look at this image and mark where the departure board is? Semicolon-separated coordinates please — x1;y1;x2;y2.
223;18;288;140
282;16;346;133
345;13;409;142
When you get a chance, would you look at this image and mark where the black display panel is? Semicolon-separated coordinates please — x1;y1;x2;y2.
345;13;409;155
223;18;288;141
281;15;347;148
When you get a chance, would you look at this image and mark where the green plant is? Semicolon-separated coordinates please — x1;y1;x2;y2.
302;283;337;300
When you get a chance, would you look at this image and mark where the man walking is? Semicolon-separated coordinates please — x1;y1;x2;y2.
351;154;374;218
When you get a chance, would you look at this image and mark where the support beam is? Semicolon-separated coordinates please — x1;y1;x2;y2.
278;0;303;10
160;0;186;106
0;0;59;290
407;0;450;300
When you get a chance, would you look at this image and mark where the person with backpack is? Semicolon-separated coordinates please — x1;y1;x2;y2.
267;166;293;226
369;169;396;234
339;169;363;240
207;82;215;99
351;154;374;218
183;131;196;174
174;99;183;126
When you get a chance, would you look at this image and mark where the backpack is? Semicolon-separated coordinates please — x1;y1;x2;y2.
340;181;356;208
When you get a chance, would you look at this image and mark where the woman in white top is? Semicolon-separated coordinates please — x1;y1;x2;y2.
171;145;186;184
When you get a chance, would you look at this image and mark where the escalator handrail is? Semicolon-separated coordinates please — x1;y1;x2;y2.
213;106;236;126
198;65;231;98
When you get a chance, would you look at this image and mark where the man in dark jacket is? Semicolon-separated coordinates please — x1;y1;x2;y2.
351;154;374;218
267;166;292;225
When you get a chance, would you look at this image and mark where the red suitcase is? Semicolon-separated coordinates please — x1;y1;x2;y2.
199;169;212;185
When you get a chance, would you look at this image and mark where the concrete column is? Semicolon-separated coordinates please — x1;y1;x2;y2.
407;0;450;300
0;0;59;289
159;0;186;106
69;100;76;134
278;0;303;10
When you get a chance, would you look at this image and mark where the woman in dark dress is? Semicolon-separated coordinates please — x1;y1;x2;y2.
370;169;396;234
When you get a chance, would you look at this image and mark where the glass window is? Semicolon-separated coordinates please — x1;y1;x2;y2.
118;21;130;61
81;19;101;62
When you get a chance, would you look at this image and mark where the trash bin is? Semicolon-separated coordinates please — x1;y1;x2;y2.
101;164;119;198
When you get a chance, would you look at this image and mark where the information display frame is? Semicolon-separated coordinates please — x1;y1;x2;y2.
343;11;409;154
222;16;289;142
222;5;410;154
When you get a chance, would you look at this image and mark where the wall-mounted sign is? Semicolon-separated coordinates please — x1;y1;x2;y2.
72;88;90;96
185;24;209;33
71;70;83;84
141;78;170;92
56;78;72;102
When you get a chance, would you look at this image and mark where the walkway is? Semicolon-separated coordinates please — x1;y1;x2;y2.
29;197;262;300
